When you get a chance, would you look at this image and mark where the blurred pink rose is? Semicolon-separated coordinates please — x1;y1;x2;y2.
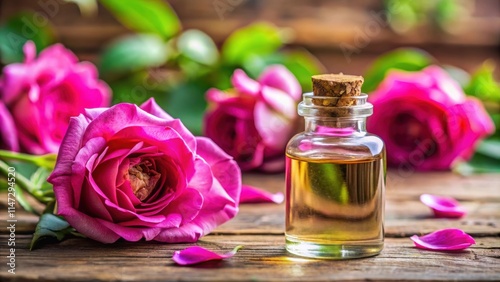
0;41;111;154
0;101;19;151
204;65;301;172
48;99;241;243
367;66;494;171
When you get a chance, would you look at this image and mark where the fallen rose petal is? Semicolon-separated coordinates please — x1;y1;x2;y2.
240;185;284;204
172;245;243;266
410;228;475;251
420;194;467;218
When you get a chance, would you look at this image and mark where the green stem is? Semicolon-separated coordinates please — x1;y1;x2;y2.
0;150;56;169
0;159;38;205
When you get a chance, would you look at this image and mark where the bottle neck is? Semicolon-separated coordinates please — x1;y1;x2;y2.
305;117;367;137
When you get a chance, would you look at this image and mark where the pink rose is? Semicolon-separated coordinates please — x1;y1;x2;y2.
0;101;19;151
204;65;301;172
48;99;241;243
367;66;494;171
0;41;110;154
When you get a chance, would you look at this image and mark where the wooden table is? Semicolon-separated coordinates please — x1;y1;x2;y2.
1;171;499;281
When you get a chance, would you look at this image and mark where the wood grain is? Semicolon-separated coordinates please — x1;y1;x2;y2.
0;171;499;281
1;171;500;237
0;235;498;282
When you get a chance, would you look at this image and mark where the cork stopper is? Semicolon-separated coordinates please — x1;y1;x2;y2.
311;73;364;107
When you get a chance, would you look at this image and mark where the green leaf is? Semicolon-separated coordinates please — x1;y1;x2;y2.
100;0;181;39
99;34;170;76
222;22;283;66
385;1;419;34
453;151;500;175
241;53;286;79
158;81;209;135
435;0;460;29
0;150;56;170
108;70;170;104
177;29;219;66
283;50;325;92
30;167;54;203
489;113;500;138
240;50;324;92
474;139;500;159
0;13;56;64
363;48;434;93
464;61;500;103
30;214;74;250
15;187;37;215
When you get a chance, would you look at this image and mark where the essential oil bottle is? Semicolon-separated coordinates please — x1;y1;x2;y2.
285;74;386;259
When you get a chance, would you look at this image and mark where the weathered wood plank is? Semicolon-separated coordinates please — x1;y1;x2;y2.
0;235;498;282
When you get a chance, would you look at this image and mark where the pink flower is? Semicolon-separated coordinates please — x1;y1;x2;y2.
240;185;284;204
0;41;111;154
367;66;494;171
0;101;19;151
410;228;475;251
204;65;301;172
420;194;466;218
47;99;241;243
172;245;243;266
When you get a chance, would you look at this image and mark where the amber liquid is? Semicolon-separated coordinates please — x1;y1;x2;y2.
285;155;385;259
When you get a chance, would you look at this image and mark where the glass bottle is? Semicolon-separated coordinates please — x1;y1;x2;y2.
285;91;386;259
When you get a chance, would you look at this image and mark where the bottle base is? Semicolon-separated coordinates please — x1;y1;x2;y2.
285;237;383;259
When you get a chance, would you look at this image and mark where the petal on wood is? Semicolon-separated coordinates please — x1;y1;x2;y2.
420;194;466;218
410;228;475;251
240;185;284;204
172;245;243;266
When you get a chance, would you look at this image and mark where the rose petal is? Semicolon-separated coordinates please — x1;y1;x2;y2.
154;137;241;243
240;185;284;204
23;40;36;63
410;228;475;251
0;102;19;151
172;245;243;266
254;90;295;151
420;194;467;218
231;69;260;96
140;98;173;120
257;65;302;101
37;43;79;68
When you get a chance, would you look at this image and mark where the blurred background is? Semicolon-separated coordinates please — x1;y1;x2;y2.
2;0;498;73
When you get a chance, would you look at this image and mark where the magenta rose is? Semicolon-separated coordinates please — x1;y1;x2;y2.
0;101;19;151
48;99;241;243
204;65;301;172
0;41;110;154
367;65;494;171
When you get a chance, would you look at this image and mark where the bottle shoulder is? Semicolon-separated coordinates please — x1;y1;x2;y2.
286;132;385;161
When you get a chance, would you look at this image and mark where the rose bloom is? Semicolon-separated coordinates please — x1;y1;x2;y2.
367;65;494;171
0;101;18;151
204;65;301;172
0;41;110;154
48;99;241;243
